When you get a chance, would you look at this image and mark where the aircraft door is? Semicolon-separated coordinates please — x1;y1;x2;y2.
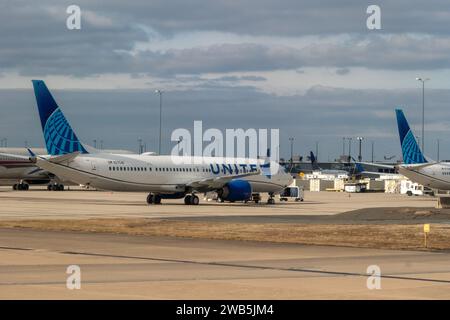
90;159;97;171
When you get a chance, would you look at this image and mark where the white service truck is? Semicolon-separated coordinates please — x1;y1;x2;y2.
400;180;434;196
279;184;304;202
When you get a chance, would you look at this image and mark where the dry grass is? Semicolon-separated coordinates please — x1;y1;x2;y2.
1;218;450;251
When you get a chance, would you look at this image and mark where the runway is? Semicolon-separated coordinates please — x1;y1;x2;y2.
1;228;450;299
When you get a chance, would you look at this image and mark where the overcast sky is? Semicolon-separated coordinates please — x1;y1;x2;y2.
1;1;450;161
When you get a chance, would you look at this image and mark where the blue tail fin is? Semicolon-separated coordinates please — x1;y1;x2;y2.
32;80;87;155
354;162;364;173
395;109;426;164
309;151;321;170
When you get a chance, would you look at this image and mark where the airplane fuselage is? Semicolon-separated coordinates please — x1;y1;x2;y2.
399;163;450;190
0;153;50;184
36;153;292;194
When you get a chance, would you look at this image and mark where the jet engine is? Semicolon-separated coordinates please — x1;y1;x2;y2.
217;179;252;202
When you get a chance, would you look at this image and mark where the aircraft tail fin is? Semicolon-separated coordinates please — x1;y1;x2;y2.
395;109;427;164
32;80;88;155
309;151;321;170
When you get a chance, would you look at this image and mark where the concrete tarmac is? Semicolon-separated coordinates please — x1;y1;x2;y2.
0;187;436;220
0;187;447;299
1;228;450;299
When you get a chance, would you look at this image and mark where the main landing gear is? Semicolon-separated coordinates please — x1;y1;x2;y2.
13;182;29;191
47;183;65;191
267;192;275;205
184;194;199;205
147;193;161;205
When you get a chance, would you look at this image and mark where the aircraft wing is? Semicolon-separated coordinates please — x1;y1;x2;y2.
187;170;261;190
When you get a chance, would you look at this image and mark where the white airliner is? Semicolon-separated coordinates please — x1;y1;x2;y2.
0;147;136;191
0;151;51;190
395;109;450;190
29;80;292;204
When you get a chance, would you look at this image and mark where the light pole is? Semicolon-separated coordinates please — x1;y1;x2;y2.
371;141;374;163
289;137;294;165
315;141;319;161
155;89;163;155
346;137;352;162
416;77;430;153
138;138;143;154
356;137;363;162
437;139;440;162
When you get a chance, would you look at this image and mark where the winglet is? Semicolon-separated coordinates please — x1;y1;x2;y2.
27;148;36;157
27;148;37;163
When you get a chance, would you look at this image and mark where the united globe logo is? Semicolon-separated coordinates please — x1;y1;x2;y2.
44;109;87;155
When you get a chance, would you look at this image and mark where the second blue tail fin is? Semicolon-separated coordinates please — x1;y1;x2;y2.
309;151;321;170
32;80;88;155
395;109;426;164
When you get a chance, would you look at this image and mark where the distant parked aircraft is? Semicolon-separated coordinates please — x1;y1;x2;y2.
395;108;450;190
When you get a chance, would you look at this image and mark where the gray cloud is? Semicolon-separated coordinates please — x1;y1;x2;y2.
71;0;450;37
214;75;267;82
131;35;450;74
336;68;350;75
1;1;450;78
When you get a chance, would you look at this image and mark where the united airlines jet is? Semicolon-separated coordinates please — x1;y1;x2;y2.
396;109;450;190
29;80;292;205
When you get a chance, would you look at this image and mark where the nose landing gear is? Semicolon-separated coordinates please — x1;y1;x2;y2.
146;193;162;205
267;193;275;205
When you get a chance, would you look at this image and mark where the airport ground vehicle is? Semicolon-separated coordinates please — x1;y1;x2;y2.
400;180;434;196
344;182;367;193
279;185;304;202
